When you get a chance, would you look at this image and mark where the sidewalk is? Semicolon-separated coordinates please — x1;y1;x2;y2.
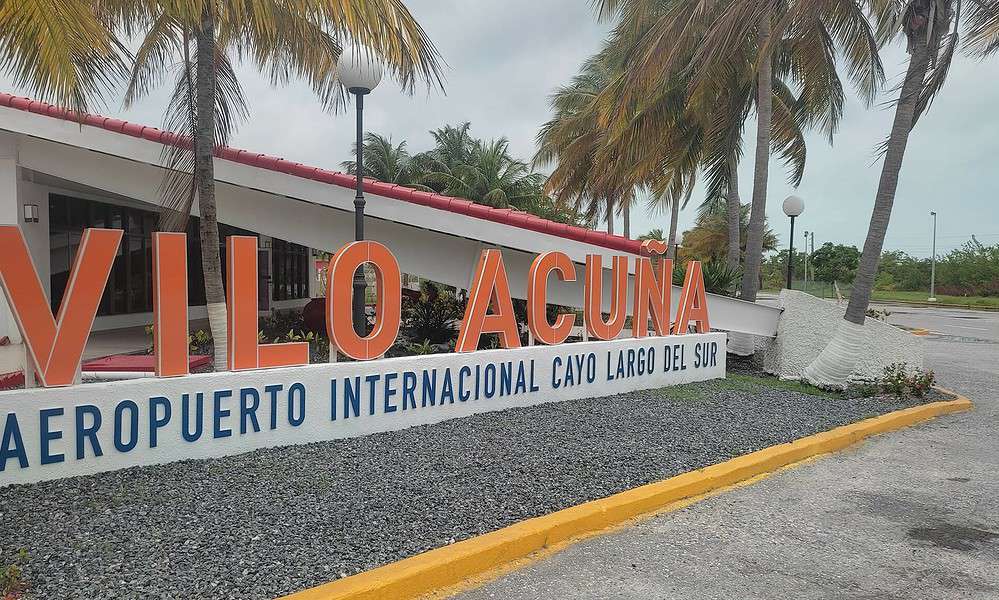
457;335;999;599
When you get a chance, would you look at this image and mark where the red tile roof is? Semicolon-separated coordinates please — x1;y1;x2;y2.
0;93;642;255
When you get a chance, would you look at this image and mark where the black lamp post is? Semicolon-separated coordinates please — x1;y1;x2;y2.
338;47;383;335
782;195;804;290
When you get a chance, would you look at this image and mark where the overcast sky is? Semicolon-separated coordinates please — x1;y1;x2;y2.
4;0;997;257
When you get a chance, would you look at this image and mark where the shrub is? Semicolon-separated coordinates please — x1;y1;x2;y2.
1;549;28;598
877;363;935;398
403;283;462;345
672;259;741;296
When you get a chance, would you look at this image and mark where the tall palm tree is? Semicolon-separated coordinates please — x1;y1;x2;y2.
685;201;778;263
0;0;129;114
116;0;442;369
341;132;415;185
417;130;544;208
535;52;642;237
595;0;883;305
806;0;997;387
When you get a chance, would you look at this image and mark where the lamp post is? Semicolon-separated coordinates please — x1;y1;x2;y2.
337;46;383;334
782;195;805;290
803;229;809;290
929;211;937;302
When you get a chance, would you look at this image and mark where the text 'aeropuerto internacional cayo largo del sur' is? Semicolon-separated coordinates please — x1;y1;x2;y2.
0;218;723;485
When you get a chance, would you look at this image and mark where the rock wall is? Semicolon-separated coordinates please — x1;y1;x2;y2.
758;290;923;382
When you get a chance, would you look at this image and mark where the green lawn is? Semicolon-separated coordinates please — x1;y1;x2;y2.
762;287;999;310
869;290;999;309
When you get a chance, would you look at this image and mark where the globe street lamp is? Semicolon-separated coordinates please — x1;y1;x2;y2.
338;46;383;335
782;195;805;290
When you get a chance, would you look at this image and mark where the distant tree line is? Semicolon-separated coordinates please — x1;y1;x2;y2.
761;237;999;297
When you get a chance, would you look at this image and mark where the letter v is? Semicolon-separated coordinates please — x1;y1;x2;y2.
0;226;122;386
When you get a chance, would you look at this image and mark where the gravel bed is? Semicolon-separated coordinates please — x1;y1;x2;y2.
0;378;937;599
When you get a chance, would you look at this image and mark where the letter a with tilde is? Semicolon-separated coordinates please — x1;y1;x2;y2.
0;226;122;386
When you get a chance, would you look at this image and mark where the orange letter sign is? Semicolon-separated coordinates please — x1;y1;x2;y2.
633;256;673;338
0;226;121;387
326;241;402;360
583;255;628;340
456;249;521;352
226;236;309;370
527;251;576;345
674;261;710;334
152;232;190;377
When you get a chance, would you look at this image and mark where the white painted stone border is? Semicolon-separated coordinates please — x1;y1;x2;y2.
0;333;726;486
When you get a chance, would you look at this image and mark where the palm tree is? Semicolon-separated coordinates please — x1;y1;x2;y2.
0;0;129;114
341;132;415;185
116;0;443;370
806;0;998;387
535;52;641;237
683;202;778;264
417;129;544;208
595;0;883;305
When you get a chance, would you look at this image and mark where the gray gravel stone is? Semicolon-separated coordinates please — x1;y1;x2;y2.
0;377;932;599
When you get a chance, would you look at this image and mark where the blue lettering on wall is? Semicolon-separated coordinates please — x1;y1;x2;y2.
343;377;361;419
40;407;64;465
439;368;455;404
383;373;399;413
213;390;233;439
113;400;139;453
458;366;472;402
264;384;283;429
240;388;261;434
422;371;437;407
499;362;513;396
0;413;27;471
149;396;171;448
181;392;204;442
483;363;496;398
288;383;306;426
402;371;417;410
365;374;380;416
75;404;103;459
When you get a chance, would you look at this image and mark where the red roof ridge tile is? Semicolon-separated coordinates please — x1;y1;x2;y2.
0;92;642;254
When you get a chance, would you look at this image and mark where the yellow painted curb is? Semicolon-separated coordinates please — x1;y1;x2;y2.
280;393;972;600
911;328;931;336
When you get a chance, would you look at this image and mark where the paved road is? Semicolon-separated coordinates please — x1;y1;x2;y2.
457;319;999;599
875;303;999;343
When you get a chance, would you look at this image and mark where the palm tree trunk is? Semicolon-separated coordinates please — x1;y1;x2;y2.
667;196;680;260
726;152;742;269
194;9;227;371
738;17;773;303
606;196;615;235
623;202;631;238
804;37;931;388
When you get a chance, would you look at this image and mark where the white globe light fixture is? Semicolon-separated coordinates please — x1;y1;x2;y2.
338;45;384;334
782;194;805;218
337;45;383;94
781;195;805;290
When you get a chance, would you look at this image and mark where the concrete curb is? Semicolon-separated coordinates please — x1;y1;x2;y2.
279;392;972;600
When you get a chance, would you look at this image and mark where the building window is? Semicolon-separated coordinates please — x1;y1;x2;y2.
48;194;264;316
272;239;309;301
49;195;157;315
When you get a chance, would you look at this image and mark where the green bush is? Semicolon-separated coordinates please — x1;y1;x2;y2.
1;549;28;597
877;363;935;398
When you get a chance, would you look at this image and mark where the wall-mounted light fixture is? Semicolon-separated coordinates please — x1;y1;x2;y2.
22;204;39;223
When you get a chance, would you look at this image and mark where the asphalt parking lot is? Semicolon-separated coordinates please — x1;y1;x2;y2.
457;309;999;600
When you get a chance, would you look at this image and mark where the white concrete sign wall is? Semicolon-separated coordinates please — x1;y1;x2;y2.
0;333;726;486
